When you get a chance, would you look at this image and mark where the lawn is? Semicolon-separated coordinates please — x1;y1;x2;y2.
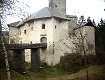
10;64;105;80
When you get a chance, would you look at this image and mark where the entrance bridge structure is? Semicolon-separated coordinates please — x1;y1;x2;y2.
6;43;47;73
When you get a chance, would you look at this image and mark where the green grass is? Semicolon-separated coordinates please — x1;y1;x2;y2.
11;67;68;80
11;62;67;80
65;64;105;79
10;64;105;80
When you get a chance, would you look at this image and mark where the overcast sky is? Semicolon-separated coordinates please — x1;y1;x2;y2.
7;0;105;23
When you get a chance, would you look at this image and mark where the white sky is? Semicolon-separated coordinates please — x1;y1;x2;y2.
7;0;105;23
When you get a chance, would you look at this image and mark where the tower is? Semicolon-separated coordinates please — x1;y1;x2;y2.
49;0;66;15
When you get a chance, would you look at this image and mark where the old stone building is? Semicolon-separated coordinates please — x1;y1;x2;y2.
8;0;95;66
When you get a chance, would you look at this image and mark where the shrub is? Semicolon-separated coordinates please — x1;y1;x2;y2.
56;53;97;73
56;53;82;73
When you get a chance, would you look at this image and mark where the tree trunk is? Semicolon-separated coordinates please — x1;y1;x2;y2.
82;39;89;80
0;18;11;80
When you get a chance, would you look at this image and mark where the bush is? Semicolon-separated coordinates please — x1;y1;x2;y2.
56;53;82;73
56;53;97;73
96;47;105;64
86;54;97;65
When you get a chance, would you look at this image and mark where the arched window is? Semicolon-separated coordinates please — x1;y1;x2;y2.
40;37;47;43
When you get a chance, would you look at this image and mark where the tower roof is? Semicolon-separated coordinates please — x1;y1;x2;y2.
17;7;68;27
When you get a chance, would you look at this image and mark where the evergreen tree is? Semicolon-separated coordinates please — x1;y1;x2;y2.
95;18;105;64
96;19;105;50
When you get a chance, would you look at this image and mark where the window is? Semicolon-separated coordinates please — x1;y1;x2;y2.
20;31;21;35
40;37;47;43
55;25;57;29
28;23;31;27
59;19;62;23
31;27;33;31
55;5;57;8
42;24;45;29
30;41;32;44
24;30;26;34
20;41;22;44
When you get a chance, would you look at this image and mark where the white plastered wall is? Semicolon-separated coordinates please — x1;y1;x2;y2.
52;18;75;65
9;27;19;43
83;26;95;54
73;26;95;55
17;18;54;65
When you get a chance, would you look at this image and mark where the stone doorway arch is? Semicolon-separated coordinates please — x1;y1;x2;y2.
40;37;47;43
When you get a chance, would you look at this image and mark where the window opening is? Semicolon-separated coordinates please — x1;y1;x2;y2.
55;5;57;7
42;24;45;29
31;27;33;31
40;37;47;43
24;30;26;34
55;25;57;29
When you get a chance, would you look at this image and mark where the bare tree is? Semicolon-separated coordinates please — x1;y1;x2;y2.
72;17;95;80
73;27;89;80
0;0;29;80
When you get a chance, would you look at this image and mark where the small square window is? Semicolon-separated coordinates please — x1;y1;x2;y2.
42;24;45;29
24;30;26;34
59;19;62;23
55;5;57;7
20;41;22;44
31;27;33;31
20;31;21;35
30;41;32;44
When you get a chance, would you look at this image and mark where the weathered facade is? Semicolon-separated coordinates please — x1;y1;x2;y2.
49;0;66;15
8;0;95;66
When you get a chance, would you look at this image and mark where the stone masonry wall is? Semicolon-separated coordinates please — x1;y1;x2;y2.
49;0;66;15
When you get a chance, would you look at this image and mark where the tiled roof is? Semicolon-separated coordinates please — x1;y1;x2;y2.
73;21;95;30
17;7;69;27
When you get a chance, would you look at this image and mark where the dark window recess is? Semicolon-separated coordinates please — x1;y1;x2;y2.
20;31;21;35
31;27;33;31
55;25;56;29
59;19;62;23
55;5;57;7
24;30;26;34
42;24;45;29
28;23;31;27
20;41;22;44
30;41;32;44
